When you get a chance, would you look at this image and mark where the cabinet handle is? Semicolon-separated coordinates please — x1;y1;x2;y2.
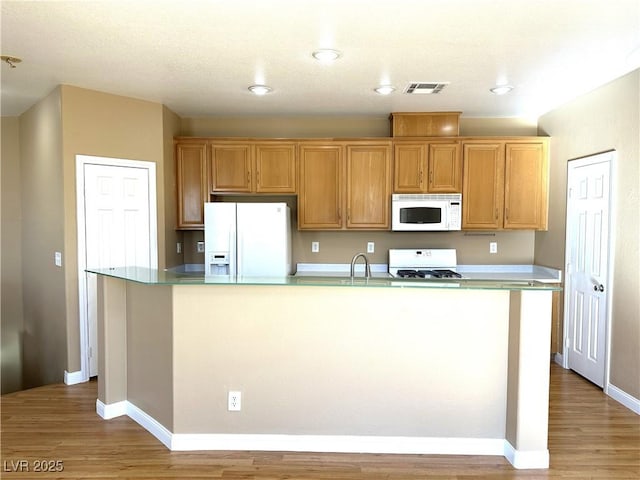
495;209;498;220
419;170;423;183
430;170;433;183
256;171;260;186
505;207;509;220
247;171;251;184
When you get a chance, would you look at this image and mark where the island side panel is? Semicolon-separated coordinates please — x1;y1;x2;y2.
97;275;127;405
506;289;553;468
172;285;510;439
125;282;174;431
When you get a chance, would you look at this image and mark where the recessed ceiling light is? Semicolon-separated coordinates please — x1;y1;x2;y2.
490;85;514;95
312;49;341;62
248;85;272;95
374;85;396;95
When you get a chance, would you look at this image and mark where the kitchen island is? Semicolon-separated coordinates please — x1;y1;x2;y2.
90;267;560;469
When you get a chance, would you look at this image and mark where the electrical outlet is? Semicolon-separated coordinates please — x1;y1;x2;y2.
196;241;205;253
176;242;182;254
228;391;241;411
367;242;375;253
490;242;498;254
311;241;320;253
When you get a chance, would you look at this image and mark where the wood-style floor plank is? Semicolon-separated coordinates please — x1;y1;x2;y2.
1;364;639;479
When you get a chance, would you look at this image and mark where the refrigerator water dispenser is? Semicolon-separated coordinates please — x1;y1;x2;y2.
208;252;230;275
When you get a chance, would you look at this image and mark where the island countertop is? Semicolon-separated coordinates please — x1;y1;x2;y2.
87;266;560;291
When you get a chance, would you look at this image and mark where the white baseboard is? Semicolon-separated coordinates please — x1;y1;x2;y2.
127;402;173;449
553;353;564;367
171;433;505;457
64;369;87;385
607;383;640;415
96;399;127;419
503;441;549;469
94;401;548;469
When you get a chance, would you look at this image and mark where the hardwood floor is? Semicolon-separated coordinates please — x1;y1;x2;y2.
1;364;638;479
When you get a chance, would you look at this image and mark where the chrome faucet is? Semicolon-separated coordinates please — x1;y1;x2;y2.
350;252;371;278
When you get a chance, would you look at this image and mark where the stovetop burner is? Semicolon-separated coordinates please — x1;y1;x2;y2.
389;249;464;280
396;269;462;279
396;269;425;278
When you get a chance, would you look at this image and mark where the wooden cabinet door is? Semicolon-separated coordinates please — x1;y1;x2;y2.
462;142;505;230
504;142;548;230
428;142;461;192
346;144;391;229
393;143;426;193
298;144;344;230
176;142;208;229
254;143;296;193
210;143;252;192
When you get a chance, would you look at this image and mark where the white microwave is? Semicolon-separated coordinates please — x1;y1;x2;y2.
391;193;462;231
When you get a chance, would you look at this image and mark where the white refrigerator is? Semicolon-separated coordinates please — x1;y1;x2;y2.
204;202;292;276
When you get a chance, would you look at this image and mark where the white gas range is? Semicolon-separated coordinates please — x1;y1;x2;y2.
388;248;464;279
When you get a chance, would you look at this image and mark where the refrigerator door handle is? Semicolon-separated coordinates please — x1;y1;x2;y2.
229;229;237;276
235;230;242;276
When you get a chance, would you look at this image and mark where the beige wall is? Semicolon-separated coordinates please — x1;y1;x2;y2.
537;69;640;399
1;116;24;393
163;106;184;268
126;283;173;429
4;86;179;388
180;115;538;138
172;285;510;437
18;88;68;388
60;85;168;372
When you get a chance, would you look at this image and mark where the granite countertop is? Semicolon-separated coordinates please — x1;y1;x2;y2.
295;263;562;283
86;266;561;291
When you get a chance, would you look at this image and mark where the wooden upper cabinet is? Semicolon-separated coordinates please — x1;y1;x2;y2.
298;143;344;230
176;141;208;229
428;143;461;192
393;143;426;192
209;141;297;194
462;139;549;231
210;143;252;193
504;142;549;230
390;112;461;136
462;142;505;230
254;143;296;193
393;142;461;193
346;144;391;229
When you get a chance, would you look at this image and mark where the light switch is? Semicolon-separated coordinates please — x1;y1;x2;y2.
54;251;62;267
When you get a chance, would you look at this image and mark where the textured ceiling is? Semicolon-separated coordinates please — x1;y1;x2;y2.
1;0;639;118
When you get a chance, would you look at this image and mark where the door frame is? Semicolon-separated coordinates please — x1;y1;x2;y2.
75;154;158;382
562;150;616;393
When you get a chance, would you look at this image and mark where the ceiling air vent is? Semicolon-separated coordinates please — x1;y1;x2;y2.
404;82;449;95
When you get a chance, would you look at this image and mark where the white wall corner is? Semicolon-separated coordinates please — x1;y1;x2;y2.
64;369;88;385
606;383;640;415
96;399;127;420
503;441;549;469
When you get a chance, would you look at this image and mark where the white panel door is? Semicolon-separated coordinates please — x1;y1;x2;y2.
565;152;612;387
84;164;152;376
